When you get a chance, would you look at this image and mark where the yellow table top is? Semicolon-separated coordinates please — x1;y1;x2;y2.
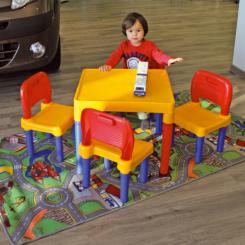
74;69;175;123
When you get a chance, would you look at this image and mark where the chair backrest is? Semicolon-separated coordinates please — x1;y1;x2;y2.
81;109;134;161
20;72;52;119
191;70;233;115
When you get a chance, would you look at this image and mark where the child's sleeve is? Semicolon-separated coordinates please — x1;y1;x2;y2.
105;42;124;68
152;46;172;65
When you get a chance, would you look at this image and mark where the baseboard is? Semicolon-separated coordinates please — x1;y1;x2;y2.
230;64;245;79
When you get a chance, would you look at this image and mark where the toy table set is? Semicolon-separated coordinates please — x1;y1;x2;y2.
74;68;175;177
19;67;233;205
0;67;239;245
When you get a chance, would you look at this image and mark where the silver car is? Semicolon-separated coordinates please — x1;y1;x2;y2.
0;0;60;74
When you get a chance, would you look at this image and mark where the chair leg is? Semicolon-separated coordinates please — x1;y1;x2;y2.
149;113;155;127
117;112;125;117
72;124;75;141
139;157;149;184
104;158;112;171
217;127;227;152
195;137;204;164
25;130;34;156
82;158;91;188
155;113;163;134
46;133;53;139
120;173;130;204
55;136;64;163
149;113;154;122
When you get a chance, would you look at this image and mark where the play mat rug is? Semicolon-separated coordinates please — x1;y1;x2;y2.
0;90;244;245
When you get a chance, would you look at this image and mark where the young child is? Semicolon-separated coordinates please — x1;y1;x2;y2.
99;12;183;129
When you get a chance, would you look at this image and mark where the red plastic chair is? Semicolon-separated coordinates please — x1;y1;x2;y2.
79;108;153;204
174;70;233;163
20;71;74;162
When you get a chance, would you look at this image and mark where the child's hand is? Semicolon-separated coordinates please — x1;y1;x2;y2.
99;64;112;72
167;57;183;66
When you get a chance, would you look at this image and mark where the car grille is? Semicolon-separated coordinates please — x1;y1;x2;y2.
0;42;19;68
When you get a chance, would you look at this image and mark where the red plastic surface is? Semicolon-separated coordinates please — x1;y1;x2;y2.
191;70;233;115
81;109;134;161
160;123;173;176
20;72;52;119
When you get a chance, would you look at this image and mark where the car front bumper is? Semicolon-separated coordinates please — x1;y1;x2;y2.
0;0;59;73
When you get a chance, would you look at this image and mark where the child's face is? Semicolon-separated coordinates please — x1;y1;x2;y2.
126;20;144;46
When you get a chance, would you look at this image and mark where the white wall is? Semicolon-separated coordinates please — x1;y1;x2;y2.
232;0;245;72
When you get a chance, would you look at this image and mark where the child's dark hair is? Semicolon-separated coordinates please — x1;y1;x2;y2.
122;12;148;36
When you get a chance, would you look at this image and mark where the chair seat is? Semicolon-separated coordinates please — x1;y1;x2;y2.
80;139;153;174
21;102;74;136
174;101;231;137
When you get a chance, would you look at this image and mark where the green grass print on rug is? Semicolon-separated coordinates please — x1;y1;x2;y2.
0;90;244;244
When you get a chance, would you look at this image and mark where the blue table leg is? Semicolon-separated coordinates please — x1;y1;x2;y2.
155;113;163;134
75;121;82;174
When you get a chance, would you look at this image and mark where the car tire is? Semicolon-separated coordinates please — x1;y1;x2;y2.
45;37;61;72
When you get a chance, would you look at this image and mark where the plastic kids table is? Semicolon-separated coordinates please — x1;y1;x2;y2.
74;69;175;176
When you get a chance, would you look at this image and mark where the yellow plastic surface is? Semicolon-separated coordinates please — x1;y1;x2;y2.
79;139;153;174
74;69;175;123
174;101;231;137
21;102;74;137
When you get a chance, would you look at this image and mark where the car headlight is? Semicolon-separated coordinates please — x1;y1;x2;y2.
30;42;46;59
11;0;31;10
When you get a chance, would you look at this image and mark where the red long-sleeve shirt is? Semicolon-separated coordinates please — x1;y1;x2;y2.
106;39;171;69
